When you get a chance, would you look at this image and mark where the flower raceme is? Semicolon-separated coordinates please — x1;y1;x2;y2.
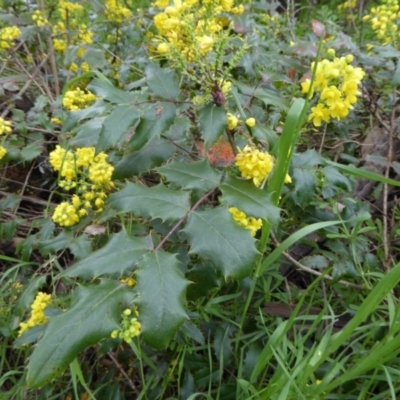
0;26;21;50
0;117;12;160
363;0;400;45
49;146;114;226
111;308;141;343
153;0;244;62
18;292;52;336
62;88;97;111
235;145;274;187
302;55;365;127
229;207;262;237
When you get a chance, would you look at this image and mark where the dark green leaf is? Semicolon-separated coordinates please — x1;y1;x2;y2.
108;183;190;222
26;281;134;388
198;104;227;150
135;251;189;348
184;207;259;279
292;149;323;168
68;233;92;260
292;168;317;205
70;117;105;147
64;230;151;279
20;143;42;161
220;176;280;222
88;79;140;104
145;63;179;99
97;105;141;152
113;136;175;179
129;102;176;149
157;159;222;191
322;166;352;191
39;230;74;256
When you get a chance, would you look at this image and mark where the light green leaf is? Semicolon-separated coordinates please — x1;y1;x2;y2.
113;137;175;179
135;251;189;348
145;63;180;99
184;207;259;279
198;104;227;150
96;105;141;152
83;47;106;69
63;231;151;279
157;159;222;191
108;183;190;222
20;143;42;161
26;281;134;388
220;176;280;222
39;230;74;256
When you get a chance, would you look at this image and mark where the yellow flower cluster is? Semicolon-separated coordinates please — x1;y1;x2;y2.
111;308;141;343
105;0;132;24
235;145;274;187
62;88;97;111
301;55;365;127
18;292;52;336
50;146;114;226
363;0;400;45
338;0;357;11
0;146;7;160
153;0;244;62
0;26;21;50
0;117;12;160
52;0;93;64
229;207;262;237
32;10;49;27
0;118;12;136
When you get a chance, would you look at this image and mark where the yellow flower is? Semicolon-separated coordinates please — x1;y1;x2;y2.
308;104;330;127
284;173;292;184
235;145;274;187
227;113;239;130
245;117;256;127
0;146;7;160
0;118;12;135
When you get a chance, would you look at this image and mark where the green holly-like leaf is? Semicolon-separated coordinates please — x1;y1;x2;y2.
26;281;134;388
88;78;139;104
64;230;151;279
108;183;190;222
184;207;259;279
220;176;280;223
145;63;180;99
129;102;176;150
135;251;189;348
113;137;175;179
157;159;223;192
198;104;227;150
96;104;141;152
